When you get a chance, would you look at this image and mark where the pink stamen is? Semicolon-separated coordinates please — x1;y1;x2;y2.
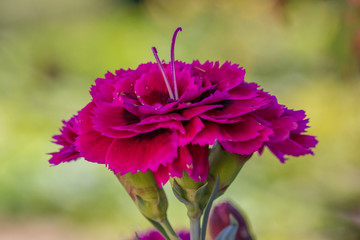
152;46;175;100
171;27;182;100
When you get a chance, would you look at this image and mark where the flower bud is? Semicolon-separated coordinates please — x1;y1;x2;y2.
118;171;182;240
170;172;208;218
116;171;168;222
209;202;253;240
208;142;251;197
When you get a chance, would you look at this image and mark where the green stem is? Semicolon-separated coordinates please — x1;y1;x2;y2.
190;216;201;240
159;218;181;240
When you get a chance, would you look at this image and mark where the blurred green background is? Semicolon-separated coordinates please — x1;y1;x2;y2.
0;0;360;239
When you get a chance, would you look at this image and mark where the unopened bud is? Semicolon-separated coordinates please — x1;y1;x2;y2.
116;171;168;222
171;172;208;219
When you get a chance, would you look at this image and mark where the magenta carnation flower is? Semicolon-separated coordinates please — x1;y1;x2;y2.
49;27;317;186
134;230;190;240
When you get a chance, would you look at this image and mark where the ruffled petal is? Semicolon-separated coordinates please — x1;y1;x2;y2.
267;136;316;163
181;104;223;119
270;116;298;142
293;118;310;134
153;164;172;187
192;61;245;91
75;131;113;164
92;103;140;138
134;230;190;240
153;144;209;184
121;94;178;117
220;127;273;155
139;112;185;124
204;97;270;120
193;118;265;146
228;82;259;100
199;114;244;124
49;147;80;165
90;76;115;105
265;133;317;163
77;102;96;134
185;144;209;182
153;147;192;186
179;117;205;146
173;62;199;100
106;130;178;174
113;69;137;96
113;120;185;135
291;134;318;149
215;62;246;91
49;116;80;165
134;63;173;106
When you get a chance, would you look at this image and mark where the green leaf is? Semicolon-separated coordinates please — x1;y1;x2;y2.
200;175;220;240
143;216;170;240
214;224;238;240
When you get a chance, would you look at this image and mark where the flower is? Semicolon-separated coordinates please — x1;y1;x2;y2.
134;230;190;240
49;27;317;186
209;202;253;240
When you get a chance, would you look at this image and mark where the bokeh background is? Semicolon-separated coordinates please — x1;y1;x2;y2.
1;0;360;239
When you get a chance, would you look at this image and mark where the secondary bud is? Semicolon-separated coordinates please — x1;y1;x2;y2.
116;170;168;222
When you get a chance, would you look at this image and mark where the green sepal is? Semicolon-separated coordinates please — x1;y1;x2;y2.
172;179;192;205
117;171;179;240
117;171;168;221
208;142;251;198
194;181;209;204
135;233;141;240
170;172;209;218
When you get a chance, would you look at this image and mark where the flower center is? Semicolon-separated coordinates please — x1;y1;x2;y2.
151;27;182;101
